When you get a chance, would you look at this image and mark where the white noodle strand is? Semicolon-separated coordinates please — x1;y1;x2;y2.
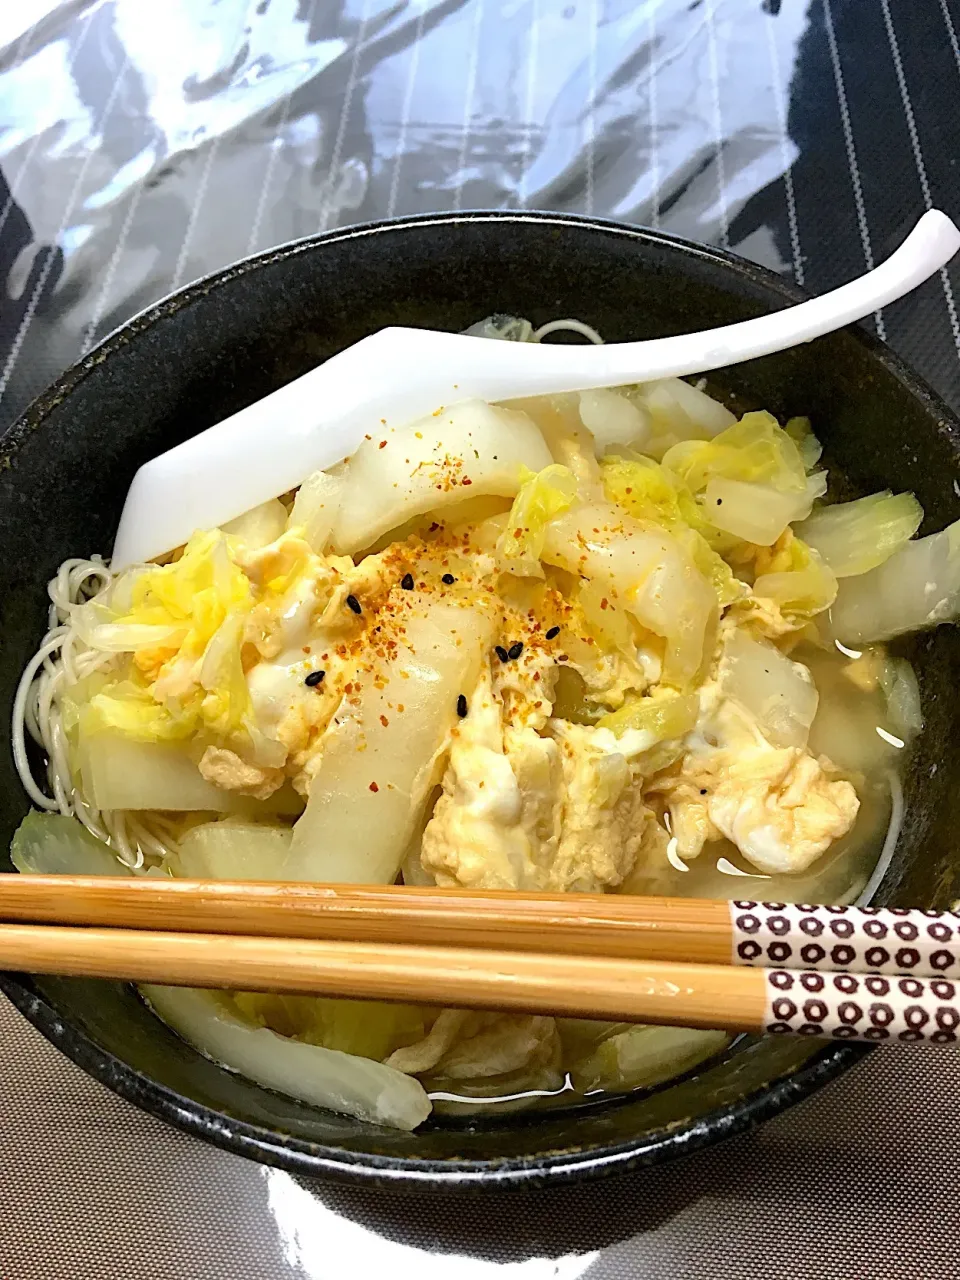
856;771;904;907
532;318;605;345
12;633;71;809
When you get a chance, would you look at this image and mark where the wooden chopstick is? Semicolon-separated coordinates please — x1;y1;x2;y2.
0;876;731;961
2;918;956;1044
0;923;764;1030
1;877;958;979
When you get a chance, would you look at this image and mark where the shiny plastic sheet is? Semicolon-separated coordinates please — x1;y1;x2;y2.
2;0;960;433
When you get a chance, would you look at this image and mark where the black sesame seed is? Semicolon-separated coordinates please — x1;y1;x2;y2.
441;573;456;584
457;693;468;718
346;594;362;614
699;788;707;796
400;573;414;590
507;641;524;660
495;645;510;662
545;626;560;640
304;670;325;687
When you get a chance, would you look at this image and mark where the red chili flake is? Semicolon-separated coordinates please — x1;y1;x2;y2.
369;782;379;792
379;440;388;449
397;703;405;712
462;478;473;486
513;528;523;539
364;434;372;441
600;598;609;610
625;487;633;494
380;714;389;727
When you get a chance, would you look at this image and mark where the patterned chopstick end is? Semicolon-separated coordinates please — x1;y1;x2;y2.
763;970;960;1043
730;900;960;980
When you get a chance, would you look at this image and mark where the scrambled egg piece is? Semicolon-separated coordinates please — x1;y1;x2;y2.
647;691;859;875
419;666;562;888
197;746;284;800
420;663;661;892
549;721;659;891
708;747;859;874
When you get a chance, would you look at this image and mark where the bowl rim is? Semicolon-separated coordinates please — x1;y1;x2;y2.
12;204;945;1190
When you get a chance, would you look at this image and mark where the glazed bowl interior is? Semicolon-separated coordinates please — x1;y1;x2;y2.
1;212;959;1191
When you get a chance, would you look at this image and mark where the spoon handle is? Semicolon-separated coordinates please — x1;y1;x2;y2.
570;208;960;387
389;208;960;396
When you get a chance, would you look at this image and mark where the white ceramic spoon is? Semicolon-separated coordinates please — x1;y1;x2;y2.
111;209;960;569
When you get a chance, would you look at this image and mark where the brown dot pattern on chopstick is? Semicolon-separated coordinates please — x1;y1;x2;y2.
763;969;960;1043
730;901;960;980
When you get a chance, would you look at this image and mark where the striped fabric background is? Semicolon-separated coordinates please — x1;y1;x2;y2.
1;2;960;1276
2;1;960;419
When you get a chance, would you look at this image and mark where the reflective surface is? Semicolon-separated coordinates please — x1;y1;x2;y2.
2;1;960;428
2;0;960;1271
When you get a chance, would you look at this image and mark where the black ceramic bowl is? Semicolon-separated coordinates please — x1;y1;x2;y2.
2;212;959;1191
